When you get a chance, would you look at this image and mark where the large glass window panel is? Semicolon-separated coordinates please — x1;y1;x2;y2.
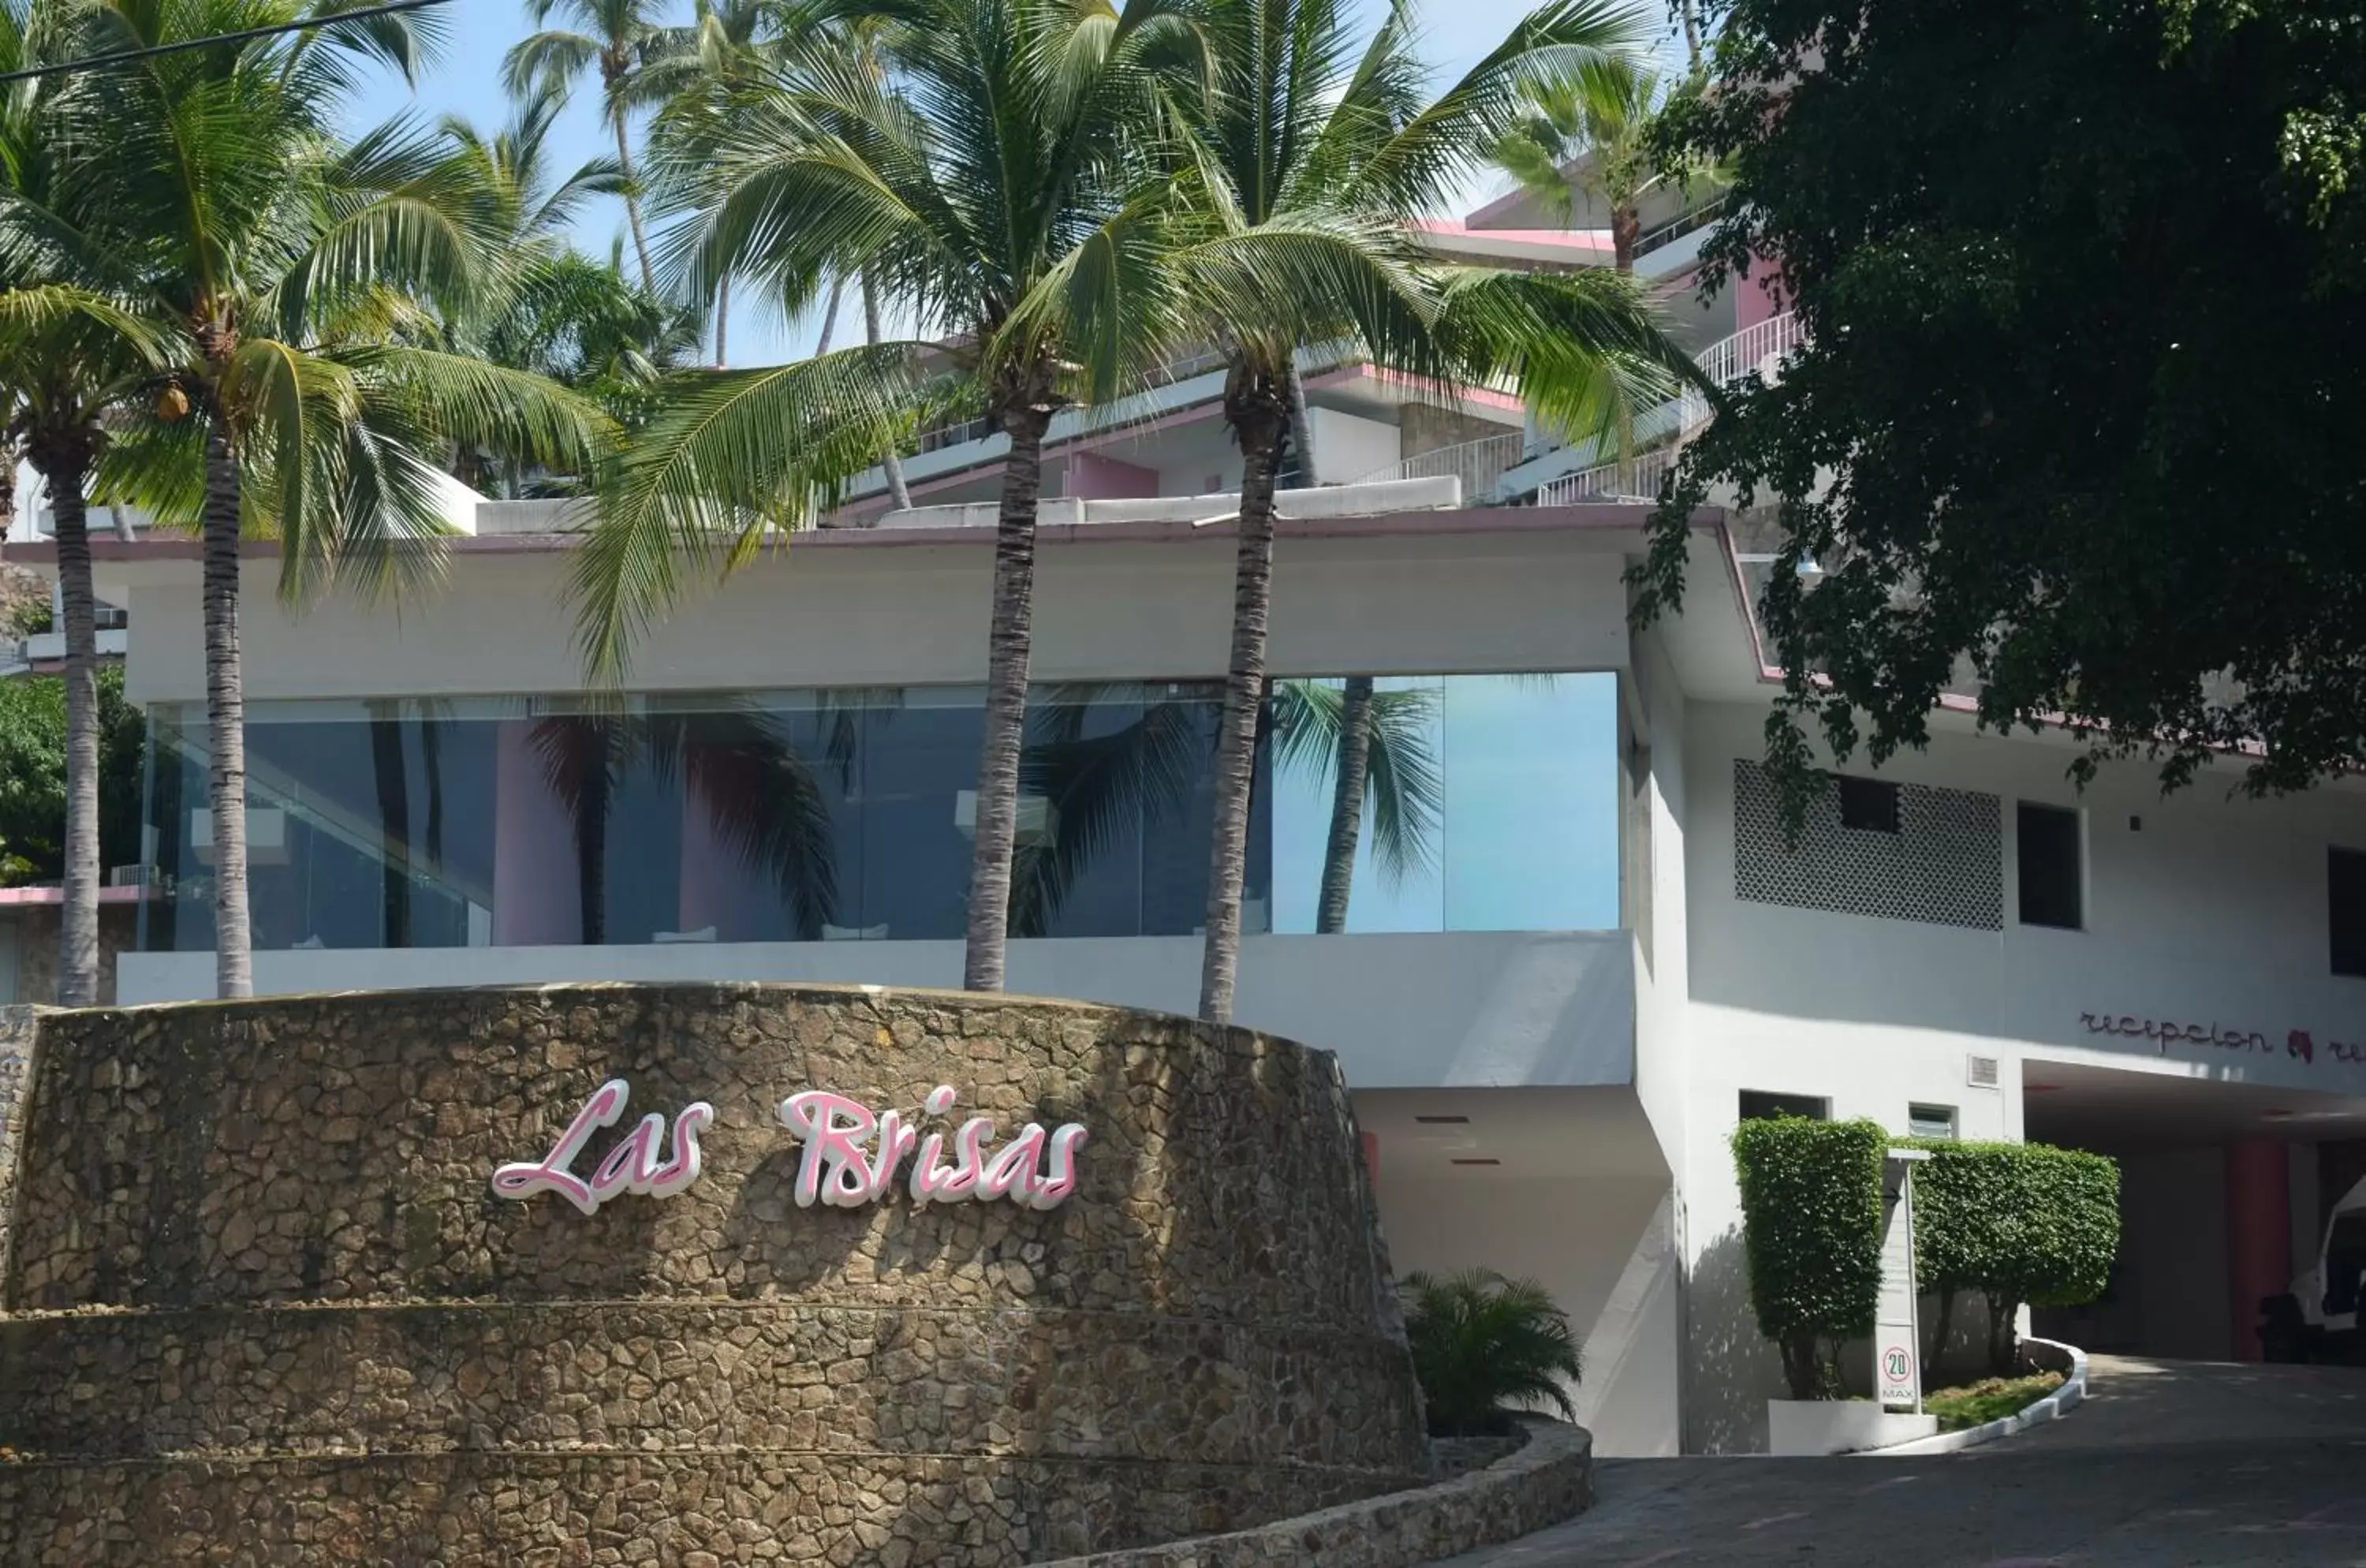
857;687;985;941
1270;677;1448;933
1439;674;1620;931
1015;683;1148;939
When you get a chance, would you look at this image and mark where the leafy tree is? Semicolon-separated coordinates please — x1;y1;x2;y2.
1635;0;2366;812
574;0;1211;992
0;664;145;889
1402;1268;1584;1435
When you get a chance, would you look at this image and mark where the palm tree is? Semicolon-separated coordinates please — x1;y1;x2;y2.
637;0;772;364
63;1;608;998
575;0;1211;992
1170;0;1692;1020
1495;54;1710;492
1403;1269;1584;1435
0;0;179;1006
506;0;673;289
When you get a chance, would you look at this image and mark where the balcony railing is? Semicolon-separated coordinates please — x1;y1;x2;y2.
1634;195;1728;262
1537;312;1805;507
1353;430;1527;500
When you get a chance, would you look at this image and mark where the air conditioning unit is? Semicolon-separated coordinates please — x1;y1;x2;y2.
1966;1054;2001;1091
189;807;291;867
106;864;162;890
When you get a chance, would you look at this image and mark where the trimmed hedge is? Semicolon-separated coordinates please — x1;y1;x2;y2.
1731;1116;1888;1398
1910;1139;2120;1372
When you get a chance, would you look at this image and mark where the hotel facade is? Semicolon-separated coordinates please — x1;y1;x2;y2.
15;190;2366;1455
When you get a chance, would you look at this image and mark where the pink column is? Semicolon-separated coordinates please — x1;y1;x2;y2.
2226;1138;2292;1362
1361;1132;1379;1187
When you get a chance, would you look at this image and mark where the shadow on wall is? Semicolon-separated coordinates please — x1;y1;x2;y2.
1684;1226;1786;1454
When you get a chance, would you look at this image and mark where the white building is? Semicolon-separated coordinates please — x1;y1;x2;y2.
16;183;2364;1457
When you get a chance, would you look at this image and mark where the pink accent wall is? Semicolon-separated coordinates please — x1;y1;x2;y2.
1736;252;1787;330
1362;1131;1379;1186
2224;1138;2292;1362
491;719;580;946
1065;451;1160;501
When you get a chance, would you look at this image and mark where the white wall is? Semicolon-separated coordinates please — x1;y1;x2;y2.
1670;697;2366;1448
1306;409;1401;486
124;530;1635;709
117;930;1637;1092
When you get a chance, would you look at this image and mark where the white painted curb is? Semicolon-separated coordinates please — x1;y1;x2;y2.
1858;1338;2089;1458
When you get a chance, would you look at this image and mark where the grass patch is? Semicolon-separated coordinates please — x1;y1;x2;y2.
1925;1372;2064;1432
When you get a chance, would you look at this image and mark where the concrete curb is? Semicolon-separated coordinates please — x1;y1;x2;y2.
1865;1338;2089;1458
1026;1418;1595;1568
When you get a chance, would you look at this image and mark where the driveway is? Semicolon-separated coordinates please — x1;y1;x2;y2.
1433;1357;2366;1567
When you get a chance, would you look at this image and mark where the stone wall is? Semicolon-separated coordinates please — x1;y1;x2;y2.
0;984;1427;1566
1030;1419;1595;1568
0;1006;33;1291
3;903;136;1007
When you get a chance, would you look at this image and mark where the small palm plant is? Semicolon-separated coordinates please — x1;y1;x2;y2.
1402;1269;1583;1437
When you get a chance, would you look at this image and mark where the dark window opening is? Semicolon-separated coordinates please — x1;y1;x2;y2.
2017;802;2083;929
1837;776;1900;833
1740;1090;1830;1122
2333;849;2366;978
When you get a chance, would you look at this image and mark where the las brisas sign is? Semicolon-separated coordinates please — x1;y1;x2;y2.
493;1081;1089;1215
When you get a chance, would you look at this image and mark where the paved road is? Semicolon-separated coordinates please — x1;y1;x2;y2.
1435;1357;2366;1567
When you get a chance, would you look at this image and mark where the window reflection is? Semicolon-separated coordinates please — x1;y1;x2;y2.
136;673;1613;953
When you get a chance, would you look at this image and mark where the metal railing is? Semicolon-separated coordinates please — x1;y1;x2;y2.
1633;194;1728;262
1355;429;1528;500
1536;312;1804;508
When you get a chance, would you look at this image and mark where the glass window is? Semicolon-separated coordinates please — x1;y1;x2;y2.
1740;1090;1830;1122
2331;849;2366;978
139;670;1608;953
1908;1103;1958;1140
2017;802;2083;930
1838;776;1901;833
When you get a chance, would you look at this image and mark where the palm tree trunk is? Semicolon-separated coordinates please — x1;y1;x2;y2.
1197;386;1287;1023
45;440;100;1006
108;502;135;543
0;440;16;550
714;274;730;368
370;704;412;948
1315;675;1375;934
1284;362;1317;488
574;727;611;946
202;418;253;998
961;404;1053;991
814;272;845;357
614;106;658;292
864;267;912;510
1681;0;1703;69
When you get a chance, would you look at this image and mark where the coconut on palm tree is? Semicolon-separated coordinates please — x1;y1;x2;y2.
60;0;609;998
573;0;1212;992
1159;0;1699;1020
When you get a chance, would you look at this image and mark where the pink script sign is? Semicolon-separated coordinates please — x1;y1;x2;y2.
491;1081;1089;1215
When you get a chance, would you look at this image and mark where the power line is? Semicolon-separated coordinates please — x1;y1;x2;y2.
0;0;453;86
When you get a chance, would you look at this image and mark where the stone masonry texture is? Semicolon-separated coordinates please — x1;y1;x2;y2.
0;984;1428;1566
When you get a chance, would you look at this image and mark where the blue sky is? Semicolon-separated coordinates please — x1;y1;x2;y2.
343;0;1686;366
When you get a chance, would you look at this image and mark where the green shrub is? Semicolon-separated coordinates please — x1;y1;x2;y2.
1401;1270;1582;1436
1731;1116;1887;1399
1909;1140;2120;1373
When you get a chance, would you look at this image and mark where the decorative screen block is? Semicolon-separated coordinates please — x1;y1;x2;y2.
1733;760;2002;929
